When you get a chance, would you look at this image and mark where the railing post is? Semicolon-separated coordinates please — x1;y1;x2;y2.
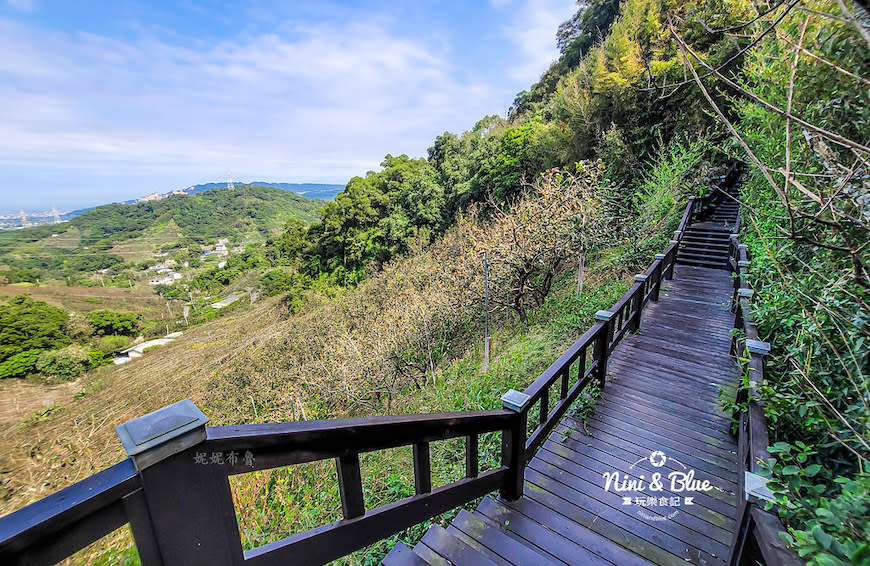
115;400;245;565
653;255;665;301
593;312;613;389
500;390;530;501
665;241;679;280
633;275;647;331
687;196;697;225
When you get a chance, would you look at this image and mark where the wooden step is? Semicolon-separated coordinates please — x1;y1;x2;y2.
382;541;434;566
680;239;730;249
449;508;562;565
677;248;729;259
680;251;729;259
417;524;500;566
676;256;727;269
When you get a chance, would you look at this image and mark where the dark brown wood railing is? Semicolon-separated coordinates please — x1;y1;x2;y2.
726;235;802;566
0;194;696;566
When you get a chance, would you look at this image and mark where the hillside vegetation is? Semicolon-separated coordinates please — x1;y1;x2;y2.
0;0;868;564
0;185;323;282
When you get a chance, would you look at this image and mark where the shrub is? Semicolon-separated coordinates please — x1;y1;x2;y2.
0;349;42;378
36;345;92;380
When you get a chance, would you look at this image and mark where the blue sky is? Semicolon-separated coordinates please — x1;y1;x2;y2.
0;0;577;212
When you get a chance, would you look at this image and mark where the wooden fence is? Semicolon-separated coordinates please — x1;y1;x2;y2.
726;235;803;566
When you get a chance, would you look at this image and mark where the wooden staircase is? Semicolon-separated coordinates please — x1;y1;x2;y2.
383;264;742;566
676;183;740;269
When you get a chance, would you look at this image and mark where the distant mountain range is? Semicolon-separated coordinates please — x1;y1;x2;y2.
177;182;345;200
0;182;345;230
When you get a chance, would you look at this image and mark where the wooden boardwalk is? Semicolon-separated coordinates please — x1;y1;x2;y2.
385;265;739;566
4;176;798;566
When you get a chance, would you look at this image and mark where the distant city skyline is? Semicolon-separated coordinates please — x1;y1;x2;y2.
0;0;577;210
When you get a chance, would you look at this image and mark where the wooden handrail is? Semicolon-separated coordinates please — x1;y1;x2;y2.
205;410;514;472
0;459;157;566
726;234;803;566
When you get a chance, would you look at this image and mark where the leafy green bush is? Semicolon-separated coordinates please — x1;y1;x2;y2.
36;345;92;380
774;466;870;565
0;349;42;378
0;295;69;363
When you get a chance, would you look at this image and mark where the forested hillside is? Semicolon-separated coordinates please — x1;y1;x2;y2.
0;185;323;281
1;0;867;564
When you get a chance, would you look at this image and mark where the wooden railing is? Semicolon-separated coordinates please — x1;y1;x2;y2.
0;197;688;566
726;236;803;566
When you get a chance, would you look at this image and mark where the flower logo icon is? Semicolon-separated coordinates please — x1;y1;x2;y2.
649;451;667;467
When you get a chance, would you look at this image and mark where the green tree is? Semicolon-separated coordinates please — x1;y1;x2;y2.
87;310;142;336
0;295;69;364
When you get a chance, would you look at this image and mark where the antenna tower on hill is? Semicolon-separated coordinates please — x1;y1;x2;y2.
19;209;30;227
227;170;235;191
51;206;61;224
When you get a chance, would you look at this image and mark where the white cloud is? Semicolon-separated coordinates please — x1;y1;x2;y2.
499;0;577;82
5;0;34;12
0;16;496;206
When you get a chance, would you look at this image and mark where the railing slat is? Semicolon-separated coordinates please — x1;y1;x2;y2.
539;388;549;430
337;453;366;519
465;435;478;479
122;488;163;566
413;442;432;495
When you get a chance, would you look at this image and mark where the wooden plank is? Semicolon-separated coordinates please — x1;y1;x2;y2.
592;403;736;451
450;508;561;566
566;418;739;486
445;524;513;566
419;524;500;566
475;499;613;565
412;542;452;566
381;541;432;566
606;359;733;396
599;394;735;442
539;436;737;516
534;447;735;538
553;427;738;500
524;471;724;565
582;410;738;468
529;452;733;548
541;435;738;515
499;496;657;566
527;461;732;559
600;388;732;427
